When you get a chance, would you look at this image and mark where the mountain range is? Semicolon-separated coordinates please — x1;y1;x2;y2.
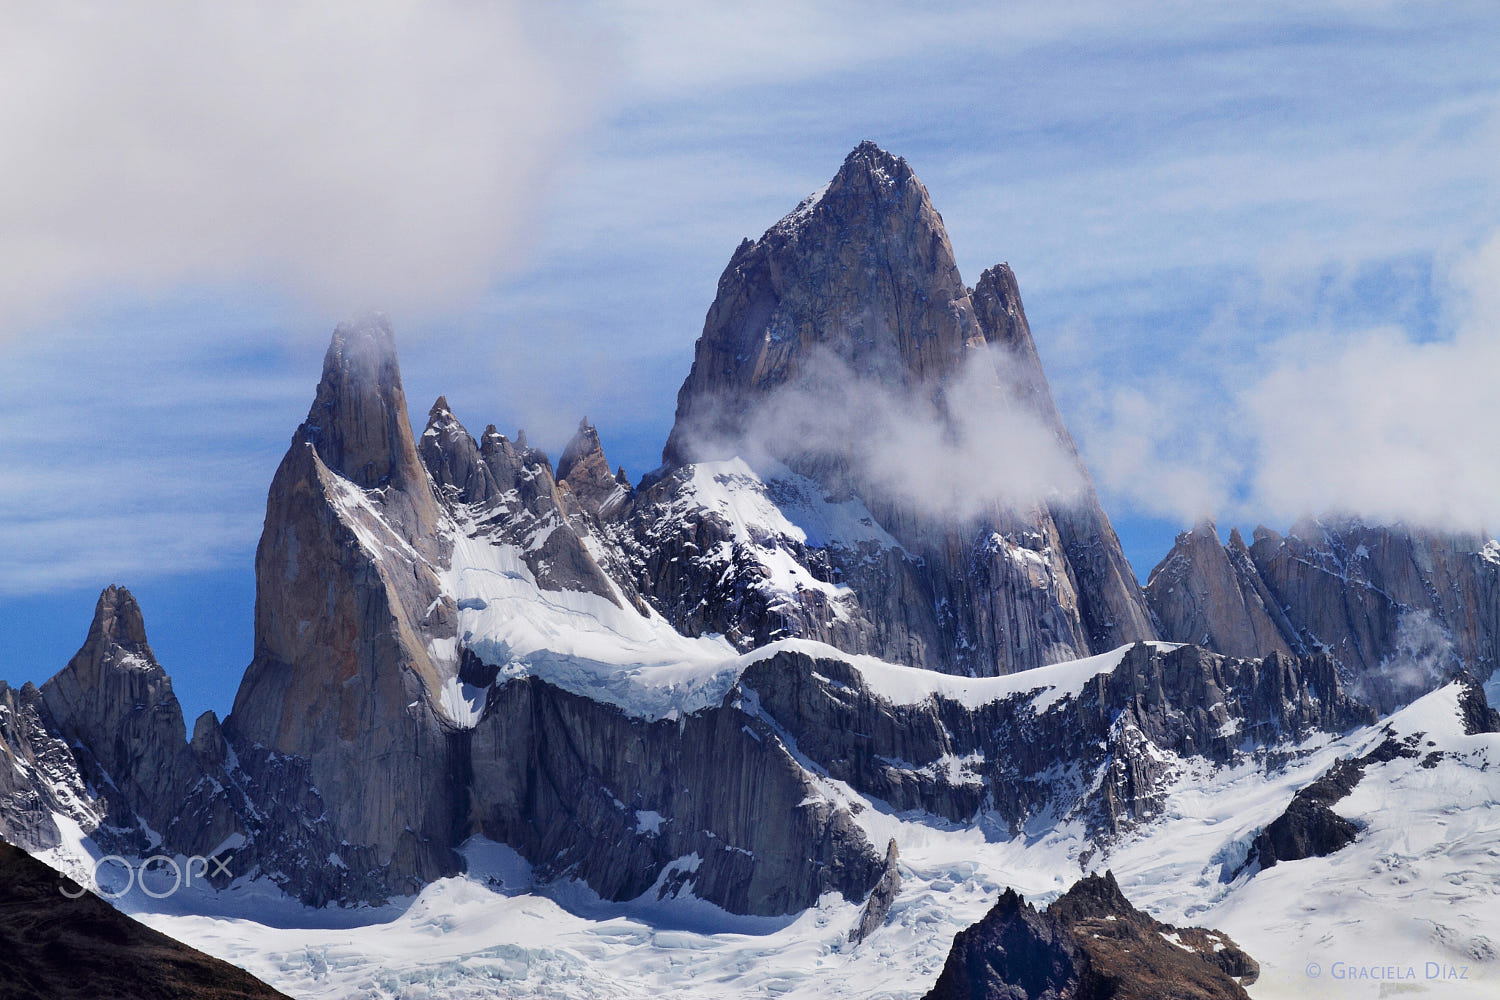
3;142;1498;999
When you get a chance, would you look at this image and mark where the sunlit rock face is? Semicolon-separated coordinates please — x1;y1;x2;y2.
227;315;465;901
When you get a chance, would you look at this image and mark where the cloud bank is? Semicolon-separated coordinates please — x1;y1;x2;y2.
0;2;596;331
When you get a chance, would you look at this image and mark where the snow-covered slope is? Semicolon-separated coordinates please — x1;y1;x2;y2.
108;675;1497;999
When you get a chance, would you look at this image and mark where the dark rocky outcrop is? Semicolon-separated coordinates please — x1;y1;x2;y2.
741;642;1374;837
0;840;292;1000
1149;518;1500;712
637;141;1156;676
1245;758;1363;871
850;839;902;944
923;871;1257;1000
1245;676;1497;872
1458;672;1500;735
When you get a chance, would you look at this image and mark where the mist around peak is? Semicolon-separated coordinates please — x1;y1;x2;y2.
684;342;1085;525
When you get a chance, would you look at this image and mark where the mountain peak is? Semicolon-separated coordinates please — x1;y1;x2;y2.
89;584;150;651
665;142;967;467
838;140;913;187
769;141;926;241
418;396;496;504
558;419;602;474
300;316;426;494
557;417;620;517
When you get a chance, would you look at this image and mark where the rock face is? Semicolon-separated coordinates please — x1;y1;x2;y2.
635;141;1155;676
1145;521;1295;660
421;402;624;605
0;679;94;852
851;839;902;944
0;588;243;865
0;588;286;898
557;418;629;519
740;642;1373;838
923;871;1257;1000
226;315;466;900
468;676;882;916
1148;518;1500;711
0;840;293;1000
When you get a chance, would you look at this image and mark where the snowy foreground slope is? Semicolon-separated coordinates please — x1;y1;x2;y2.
32;657;1498;1000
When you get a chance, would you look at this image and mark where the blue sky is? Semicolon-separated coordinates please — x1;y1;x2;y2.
4;2;1500;723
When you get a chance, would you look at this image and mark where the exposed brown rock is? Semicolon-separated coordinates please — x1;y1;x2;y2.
557;417;627;519
38;587;239;859
1146;520;1296;659
226;316;464;901
923;871;1257;1000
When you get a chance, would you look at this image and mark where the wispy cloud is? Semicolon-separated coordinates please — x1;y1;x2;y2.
0;313;309;595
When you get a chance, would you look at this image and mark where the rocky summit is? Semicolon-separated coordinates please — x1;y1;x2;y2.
924;872;1258;1000
638;142;1155;676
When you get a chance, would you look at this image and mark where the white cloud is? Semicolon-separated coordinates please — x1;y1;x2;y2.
695;344;1085;523
1246;328;1500;532
1070;381;1244;524
1078;232;1500;534
0;1;598;332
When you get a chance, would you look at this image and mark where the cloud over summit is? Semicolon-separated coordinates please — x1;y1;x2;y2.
722;344;1086;524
